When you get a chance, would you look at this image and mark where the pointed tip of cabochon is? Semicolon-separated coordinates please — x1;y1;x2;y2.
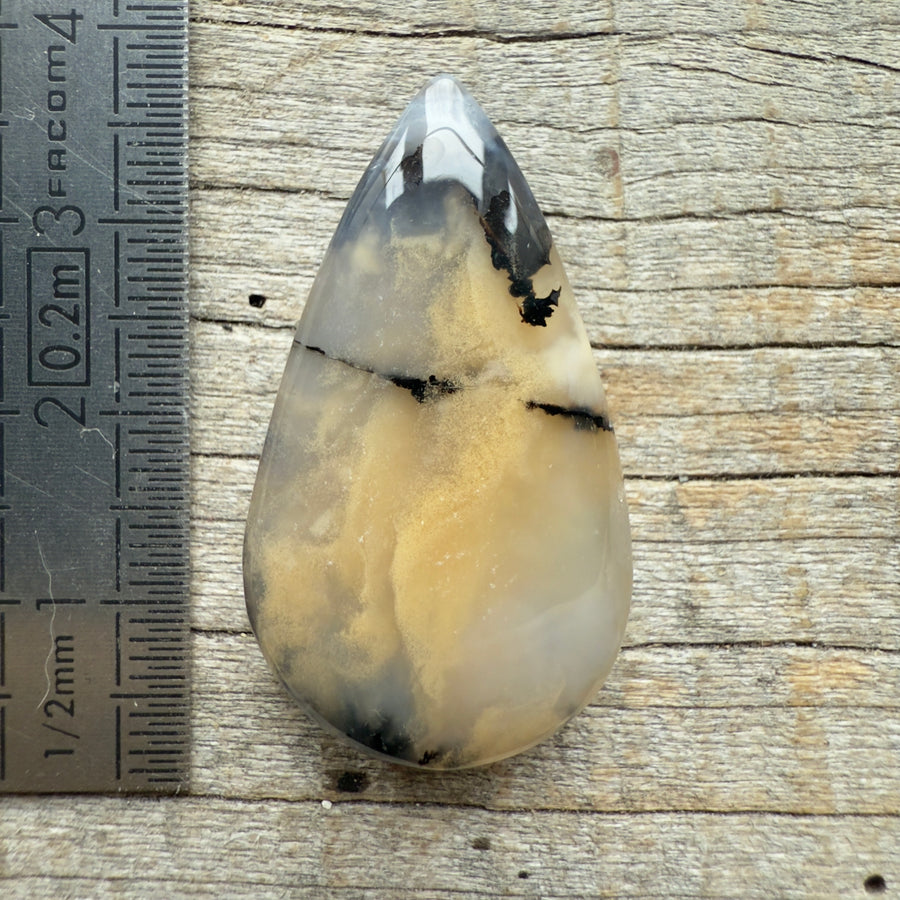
335;75;553;288
405;74;494;156
423;73;467;90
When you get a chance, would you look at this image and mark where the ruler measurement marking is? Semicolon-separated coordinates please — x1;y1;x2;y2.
128;70;184;78
114;232;122;305
113;133;120;209
127;63;182;71
126;142;184;150
115;612;122;682
115;705;122;779
115;517;122;592
111;693;183;700
112;36;120;113
98;23;182;31
114;330;122;399
100;217;176;225
127;100;182;109
127;45;182;53
132;734;185;741
126;391;180;398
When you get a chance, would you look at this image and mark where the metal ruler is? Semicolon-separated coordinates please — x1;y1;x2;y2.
0;0;189;792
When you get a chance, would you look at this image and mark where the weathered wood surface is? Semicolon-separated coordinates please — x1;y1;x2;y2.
4;1;899;897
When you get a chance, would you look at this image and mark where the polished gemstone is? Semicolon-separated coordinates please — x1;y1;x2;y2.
244;75;632;769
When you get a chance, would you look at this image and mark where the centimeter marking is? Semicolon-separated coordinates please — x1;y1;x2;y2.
0;1;189;792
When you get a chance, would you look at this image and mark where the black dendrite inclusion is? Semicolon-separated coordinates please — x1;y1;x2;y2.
481;190;559;327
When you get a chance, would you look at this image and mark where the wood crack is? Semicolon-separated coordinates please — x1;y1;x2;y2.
190;14;614;43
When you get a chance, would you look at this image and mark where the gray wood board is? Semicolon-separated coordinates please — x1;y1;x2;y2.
3;2;898;898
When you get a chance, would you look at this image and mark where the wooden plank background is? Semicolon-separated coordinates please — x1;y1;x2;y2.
3;0;899;897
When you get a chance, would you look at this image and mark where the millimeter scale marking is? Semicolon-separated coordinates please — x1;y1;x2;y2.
0;1;189;792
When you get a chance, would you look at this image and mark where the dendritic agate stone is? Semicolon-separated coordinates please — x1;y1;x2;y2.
244;75;631;769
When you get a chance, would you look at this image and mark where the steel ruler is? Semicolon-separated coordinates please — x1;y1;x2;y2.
0;0;189;792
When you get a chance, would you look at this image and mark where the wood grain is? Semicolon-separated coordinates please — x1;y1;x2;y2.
4;1;899;897
3;797;898;898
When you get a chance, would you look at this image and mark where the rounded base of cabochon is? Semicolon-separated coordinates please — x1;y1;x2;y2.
251;615;628;770
281;677;610;771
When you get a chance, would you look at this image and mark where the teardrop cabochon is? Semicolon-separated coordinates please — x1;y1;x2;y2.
244;75;632;769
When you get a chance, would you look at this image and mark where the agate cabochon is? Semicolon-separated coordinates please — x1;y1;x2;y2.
244;75;632;769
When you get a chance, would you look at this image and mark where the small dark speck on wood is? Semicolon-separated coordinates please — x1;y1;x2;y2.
335;771;369;794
